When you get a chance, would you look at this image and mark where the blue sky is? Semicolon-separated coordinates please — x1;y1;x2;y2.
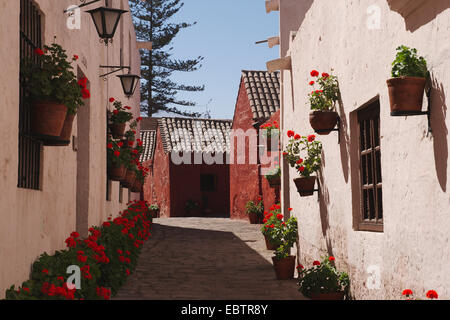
154;0;280;120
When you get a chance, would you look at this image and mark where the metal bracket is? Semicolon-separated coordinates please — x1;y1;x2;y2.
314;116;341;144
64;0;102;14
99;65;130;79
390;82;433;137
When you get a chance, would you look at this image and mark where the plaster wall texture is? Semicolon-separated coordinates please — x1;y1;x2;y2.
0;0;141;297
280;0;450;299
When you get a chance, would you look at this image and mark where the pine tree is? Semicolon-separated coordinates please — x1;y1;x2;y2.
129;0;205;117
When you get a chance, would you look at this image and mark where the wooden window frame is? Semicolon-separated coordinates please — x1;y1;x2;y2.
357;99;383;232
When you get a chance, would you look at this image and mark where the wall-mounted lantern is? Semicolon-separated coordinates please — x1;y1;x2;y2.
100;65;140;98
86;6;128;45
117;73;141;98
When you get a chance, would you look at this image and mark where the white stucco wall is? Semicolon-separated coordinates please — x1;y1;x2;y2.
281;0;450;299
0;0;142;297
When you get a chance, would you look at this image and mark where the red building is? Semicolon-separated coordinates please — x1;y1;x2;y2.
230;70;281;220
141;117;232;218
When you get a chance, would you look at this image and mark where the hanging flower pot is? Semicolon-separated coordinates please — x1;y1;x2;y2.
272;255;296;280
268;176;281;188
110;123;127;139
309;111;339;135
31;101;68;138
293;176;317;197
387;76;426;113
122;169;136;188
130;178;143;193
388;46;428;115
43;113;76;146
22;43;88;140
108;164;127;181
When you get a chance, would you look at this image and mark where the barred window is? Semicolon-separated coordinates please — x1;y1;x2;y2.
357;99;383;232
18;0;43;190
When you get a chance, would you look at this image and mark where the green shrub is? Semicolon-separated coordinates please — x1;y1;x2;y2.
391;45;428;78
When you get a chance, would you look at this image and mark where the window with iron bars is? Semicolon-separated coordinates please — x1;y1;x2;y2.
18;0;43;190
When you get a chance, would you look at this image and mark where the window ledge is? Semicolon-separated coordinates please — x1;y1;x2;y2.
387;0;428;17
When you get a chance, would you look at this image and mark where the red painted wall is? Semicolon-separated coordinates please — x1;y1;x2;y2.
229;80;280;220
230;80;261;220
143;129;171;217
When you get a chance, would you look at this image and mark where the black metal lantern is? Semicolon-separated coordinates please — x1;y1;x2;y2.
86;6;127;45
117;73;141;97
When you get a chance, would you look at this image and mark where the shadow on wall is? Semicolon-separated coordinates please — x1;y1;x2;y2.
318;169;330;238
386;0;450;32
431;77;448;192
337;97;350;183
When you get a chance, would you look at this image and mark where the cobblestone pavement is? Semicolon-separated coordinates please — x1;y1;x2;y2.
115;217;306;300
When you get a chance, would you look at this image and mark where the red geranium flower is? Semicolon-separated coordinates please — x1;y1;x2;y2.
297;264;304;270
426;290;438;299
310;70;319;77
309;81;315;86
287;130;295;138
73;55;79;61
109;98;115;103
107;143;113;149
113;110;119;115
81;88;90;99
34;48;44;56
298;166;305;172
307;134;316;142
402;289;413;297
313;260;321;266
296;158;304;165
294;134;301;140
329;256;335;262
114;151;120;157
276;214;283;220
288;208;293;211
322;72;330;79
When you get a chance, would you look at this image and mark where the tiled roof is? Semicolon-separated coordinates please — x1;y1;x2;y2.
158;117;232;154
242;70;280;121
140;130;157;163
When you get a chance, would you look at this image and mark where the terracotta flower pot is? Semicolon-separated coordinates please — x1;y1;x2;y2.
310;291;345;300
110;123;126;139
248;211;261;224
150;210;159;219
31;101;68;138
293;176;317;197
264;235;280;250
267;176;281;188
43;113;75;146
309;111;339;135
387;76;426;114
272;255;296;280
108;164;127;181
130;178;143;193
122;169;136;188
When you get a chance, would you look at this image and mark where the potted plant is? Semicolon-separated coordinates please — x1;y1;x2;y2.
21;43;89;139
387;45;428;114
149;204;159;218
185;199;201;216
265;166;281;188
131;163;149;193
283;132;322;197
260;121;280;151
308;70;340;135
297;256;350;300
261;204;284;250
401;289;439;300
108;98;134;139
270;216;298;280
107;140;131;181
245;196;264;224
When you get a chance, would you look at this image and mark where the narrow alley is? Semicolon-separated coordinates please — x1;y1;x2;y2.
115;218;304;300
